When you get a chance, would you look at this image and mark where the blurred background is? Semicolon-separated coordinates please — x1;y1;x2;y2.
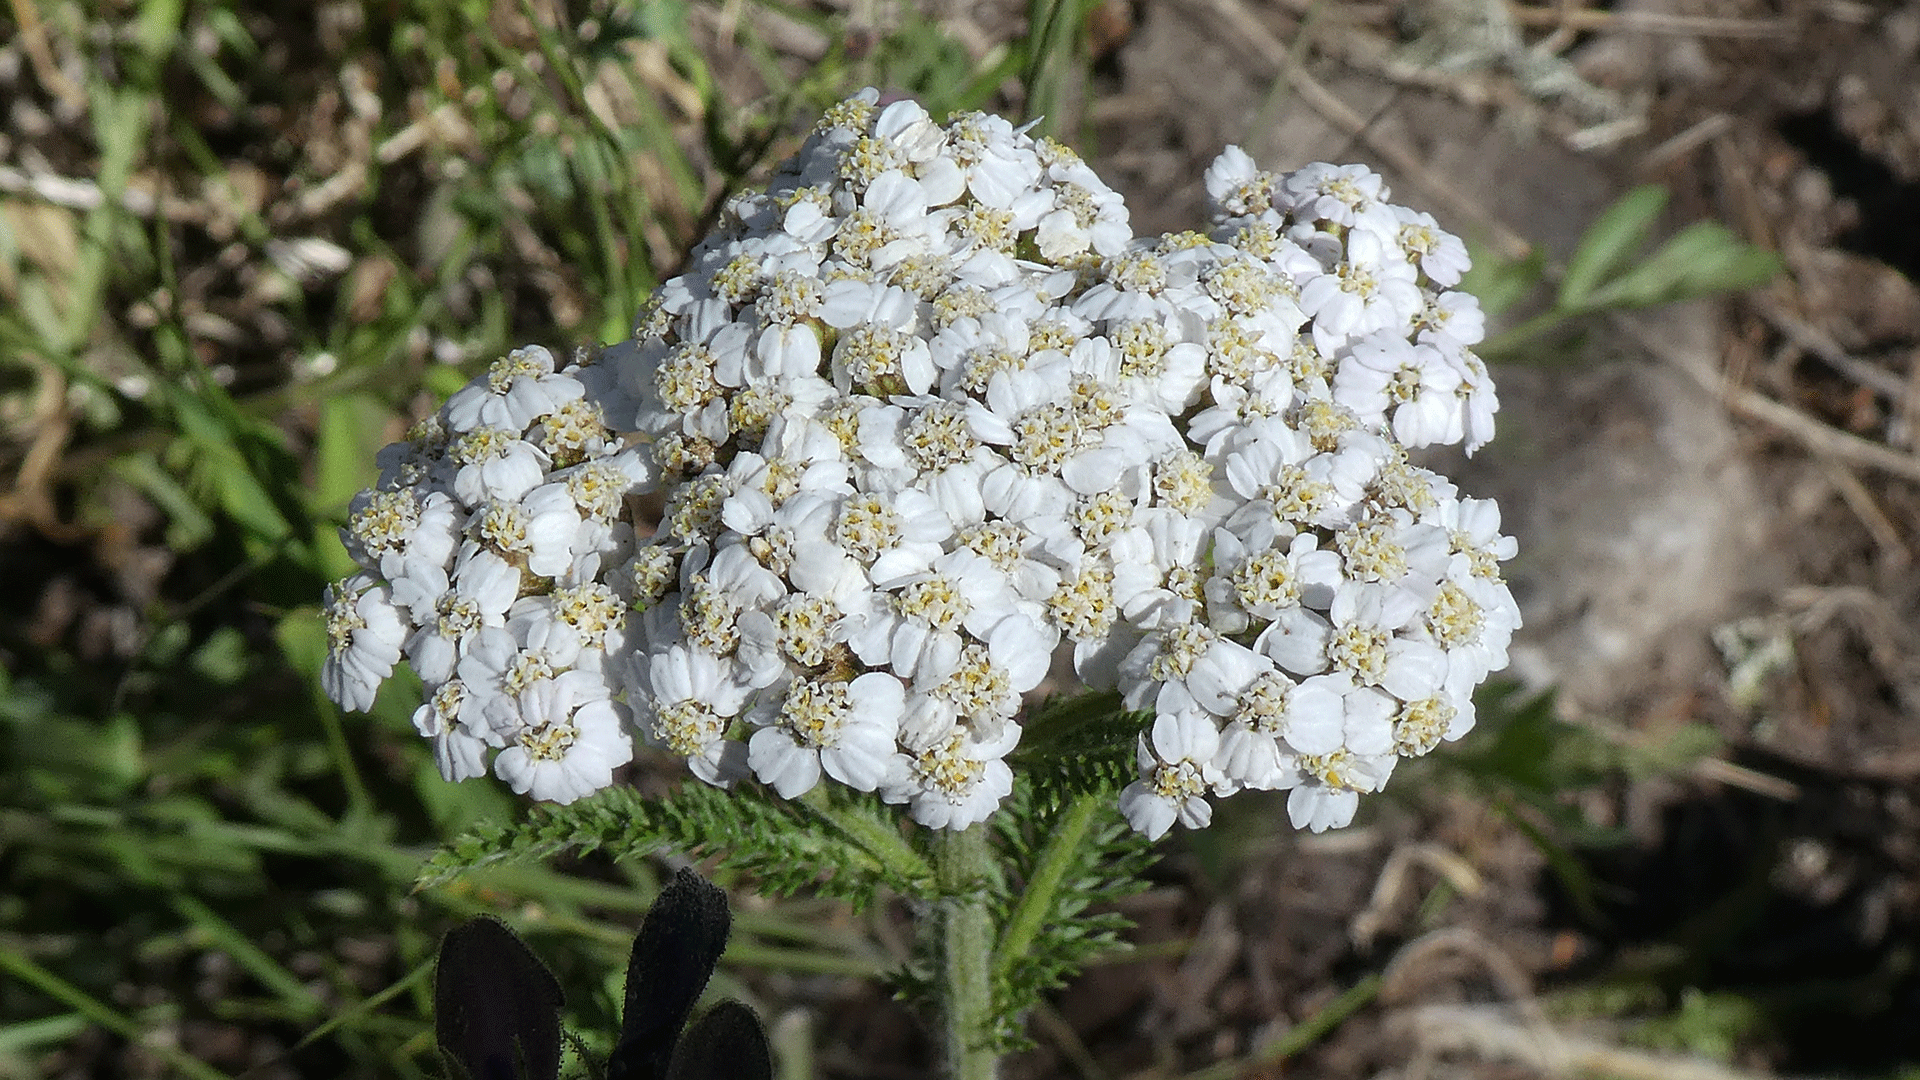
3;0;1918;1077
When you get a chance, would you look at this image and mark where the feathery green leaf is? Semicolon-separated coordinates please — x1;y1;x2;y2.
417;781;933;909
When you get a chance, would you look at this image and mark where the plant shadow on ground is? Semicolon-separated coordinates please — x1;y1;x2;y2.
1543;745;1920;1075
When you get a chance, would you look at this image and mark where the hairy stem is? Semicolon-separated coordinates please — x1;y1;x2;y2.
934;824;998;1080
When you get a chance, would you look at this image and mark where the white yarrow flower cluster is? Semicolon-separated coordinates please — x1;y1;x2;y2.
323;90;1518;835
322;344;649;803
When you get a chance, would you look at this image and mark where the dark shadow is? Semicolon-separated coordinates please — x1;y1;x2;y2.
1777;110;1920;282
1542;746;1920;1074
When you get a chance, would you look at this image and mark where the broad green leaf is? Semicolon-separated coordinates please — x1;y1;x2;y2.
313;392;392;514
631;0;692;40
1629;988;1763;1061
133;0;187;59
86;86;149;199
414;757;517;836
188;626;252;685
0;1013;91;1056
166;386;297;550
1586;221;1781;309
1500;799;1606;925
1559;185;1667;311
1656;224;1782;301
275;605;328;680
208;444;294;546
1585;220;1723;308
425;362;472;402
312;389;384;579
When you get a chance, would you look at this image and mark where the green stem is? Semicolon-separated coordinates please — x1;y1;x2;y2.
1477;304;1580;361
800;788;935;889
992;793;1101;982
934;825;998;1080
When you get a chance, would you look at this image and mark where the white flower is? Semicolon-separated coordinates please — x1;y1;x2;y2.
1333;332;1464;448
737;491;859;596
1118;621;1225;713
327;91;1515;835
874;98;951;165
529;581;629;662
1204;529;1342;633
748;672;904;796
449;426;550;507
1297;230;1424;355
1212;668;1353;789
1443;345;1500;455
342;488;462;584
736;587;867;685
1393;207;1471;287
436;728;492;783
456;625;566;745
1324;586;1447;701
1279;163;1395;235
374;417;453;491
853;548;1022;681
1204;144;1274;218
951;518;1059;602
641;643;752;786
1330;507;1451;594
398;550;520;686
444;346;584;433
1033;154;1131;260
517;481;590;578
717;449;850;540
323;577;407;712
1119;711;1224;840
1415;290;1485;349
883;720;1019;829
1438;496;1519;567
1110;508;1210;630
1287;784;1360;832
676;543;786;662
493;670;633;804
1219;422;1367;541
412;680;492;781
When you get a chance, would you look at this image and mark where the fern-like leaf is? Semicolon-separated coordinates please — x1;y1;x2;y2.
417;781;930;909
1012;690;1152;815
983;780;1156;1050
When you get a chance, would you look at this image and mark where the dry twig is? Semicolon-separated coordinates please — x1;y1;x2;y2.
1398;1001;1833;1080
1751;301;1909;400
6;0;86;112
1191;0;1535;261
1349;843;1486;949
0;165;207;223
1506;4;1795;38
1384;925;1567;1080
1638;113;1734;173
1808;454;1912;568
1613;313;1920;486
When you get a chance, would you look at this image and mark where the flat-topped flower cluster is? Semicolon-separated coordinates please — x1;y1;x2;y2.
322;89;1519;837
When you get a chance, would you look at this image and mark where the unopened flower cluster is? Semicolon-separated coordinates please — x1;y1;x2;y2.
322;90;1519;837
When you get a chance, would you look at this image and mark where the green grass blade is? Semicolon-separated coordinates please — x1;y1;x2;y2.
0;944;234;1080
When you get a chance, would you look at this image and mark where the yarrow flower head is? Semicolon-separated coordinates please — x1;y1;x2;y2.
324;89;1518;837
